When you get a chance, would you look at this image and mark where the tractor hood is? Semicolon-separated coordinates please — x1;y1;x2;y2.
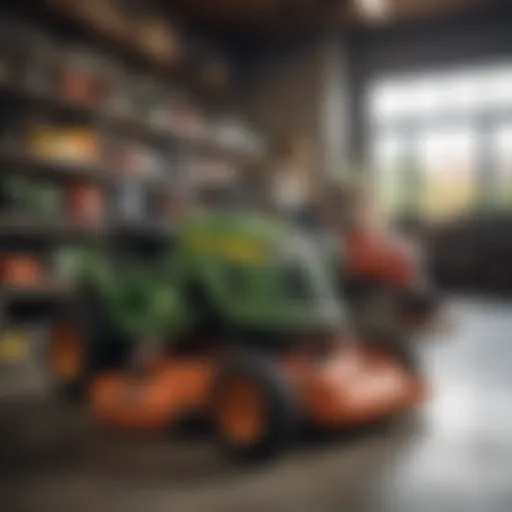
178;210;346;334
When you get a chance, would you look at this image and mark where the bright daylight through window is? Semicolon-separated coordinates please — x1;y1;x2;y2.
368;64;512;220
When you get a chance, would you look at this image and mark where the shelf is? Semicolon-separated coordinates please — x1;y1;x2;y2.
112;219;176;241
0;214;176;247
0;78;188;144
39;2;227;102
0;215;107;245
0;149;175;189
1;281;73;304
0;150;106;182
0;79;253;160
1;281;75;322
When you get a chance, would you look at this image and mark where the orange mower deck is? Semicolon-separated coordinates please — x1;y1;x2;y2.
90;345;428;433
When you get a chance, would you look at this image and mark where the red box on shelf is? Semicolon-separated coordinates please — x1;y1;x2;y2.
66;184;104;225
0;255;43;286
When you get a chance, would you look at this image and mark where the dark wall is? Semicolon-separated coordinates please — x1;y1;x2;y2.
348;5;512;161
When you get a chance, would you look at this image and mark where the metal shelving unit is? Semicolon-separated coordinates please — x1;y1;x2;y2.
0;10;261;326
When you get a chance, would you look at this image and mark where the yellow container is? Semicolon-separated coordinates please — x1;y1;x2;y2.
0;330;29;363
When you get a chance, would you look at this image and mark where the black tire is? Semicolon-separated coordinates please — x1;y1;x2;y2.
367;335;422;375
212;350;299;463
47;287;128;402
184;280;225;335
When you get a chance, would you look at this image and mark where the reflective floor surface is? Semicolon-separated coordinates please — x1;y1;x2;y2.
1;298;511;512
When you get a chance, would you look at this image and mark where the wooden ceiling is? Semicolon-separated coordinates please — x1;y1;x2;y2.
164;0;495;34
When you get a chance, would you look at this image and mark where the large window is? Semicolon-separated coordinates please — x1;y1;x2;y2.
416;128;477;221
368;64;512;221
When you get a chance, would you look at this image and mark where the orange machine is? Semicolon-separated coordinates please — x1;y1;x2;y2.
345;225;418;288
328;182;439;332
85;340;427;462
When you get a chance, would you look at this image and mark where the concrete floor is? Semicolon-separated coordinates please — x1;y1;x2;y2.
1;298;511;512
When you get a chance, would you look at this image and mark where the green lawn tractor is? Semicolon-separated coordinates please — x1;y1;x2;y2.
47;209;428;462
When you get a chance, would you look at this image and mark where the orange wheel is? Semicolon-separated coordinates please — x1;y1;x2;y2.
212;353;298;462
49;324;85;383
216;377;267;446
